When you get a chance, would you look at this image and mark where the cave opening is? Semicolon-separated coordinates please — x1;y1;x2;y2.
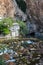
16;0;26;13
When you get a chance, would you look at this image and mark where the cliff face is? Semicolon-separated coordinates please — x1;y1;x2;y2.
0;0;43;33
14;0;43;32
0;0;15;18
0;0;27;20
26;0;43;32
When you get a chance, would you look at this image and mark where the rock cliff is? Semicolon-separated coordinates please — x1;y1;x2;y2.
0;0;15;18
26;0;43;32
0;0;43;33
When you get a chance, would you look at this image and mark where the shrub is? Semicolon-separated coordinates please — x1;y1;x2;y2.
0;17;14;35
0;56;6;65
16;20;29;37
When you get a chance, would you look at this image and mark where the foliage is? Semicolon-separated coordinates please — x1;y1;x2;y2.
0;55;6;65
0;17;29;36
16;20;29;37
0;17;14;35
1;17;14;27
0;59;5;65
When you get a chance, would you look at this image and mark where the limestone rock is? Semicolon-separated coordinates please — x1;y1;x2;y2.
0;0;15;18
26;0;43;32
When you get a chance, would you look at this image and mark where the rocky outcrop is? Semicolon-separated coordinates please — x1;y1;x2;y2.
0;0;15;18
26;0;43;32
0;0;27;21
13;0;27;21
14;0;43;33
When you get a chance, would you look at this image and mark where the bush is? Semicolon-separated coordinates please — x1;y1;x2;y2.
0;56;6;65
0;17;29;36
0;59;5;65
0;17;14;35
16;20;29;37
